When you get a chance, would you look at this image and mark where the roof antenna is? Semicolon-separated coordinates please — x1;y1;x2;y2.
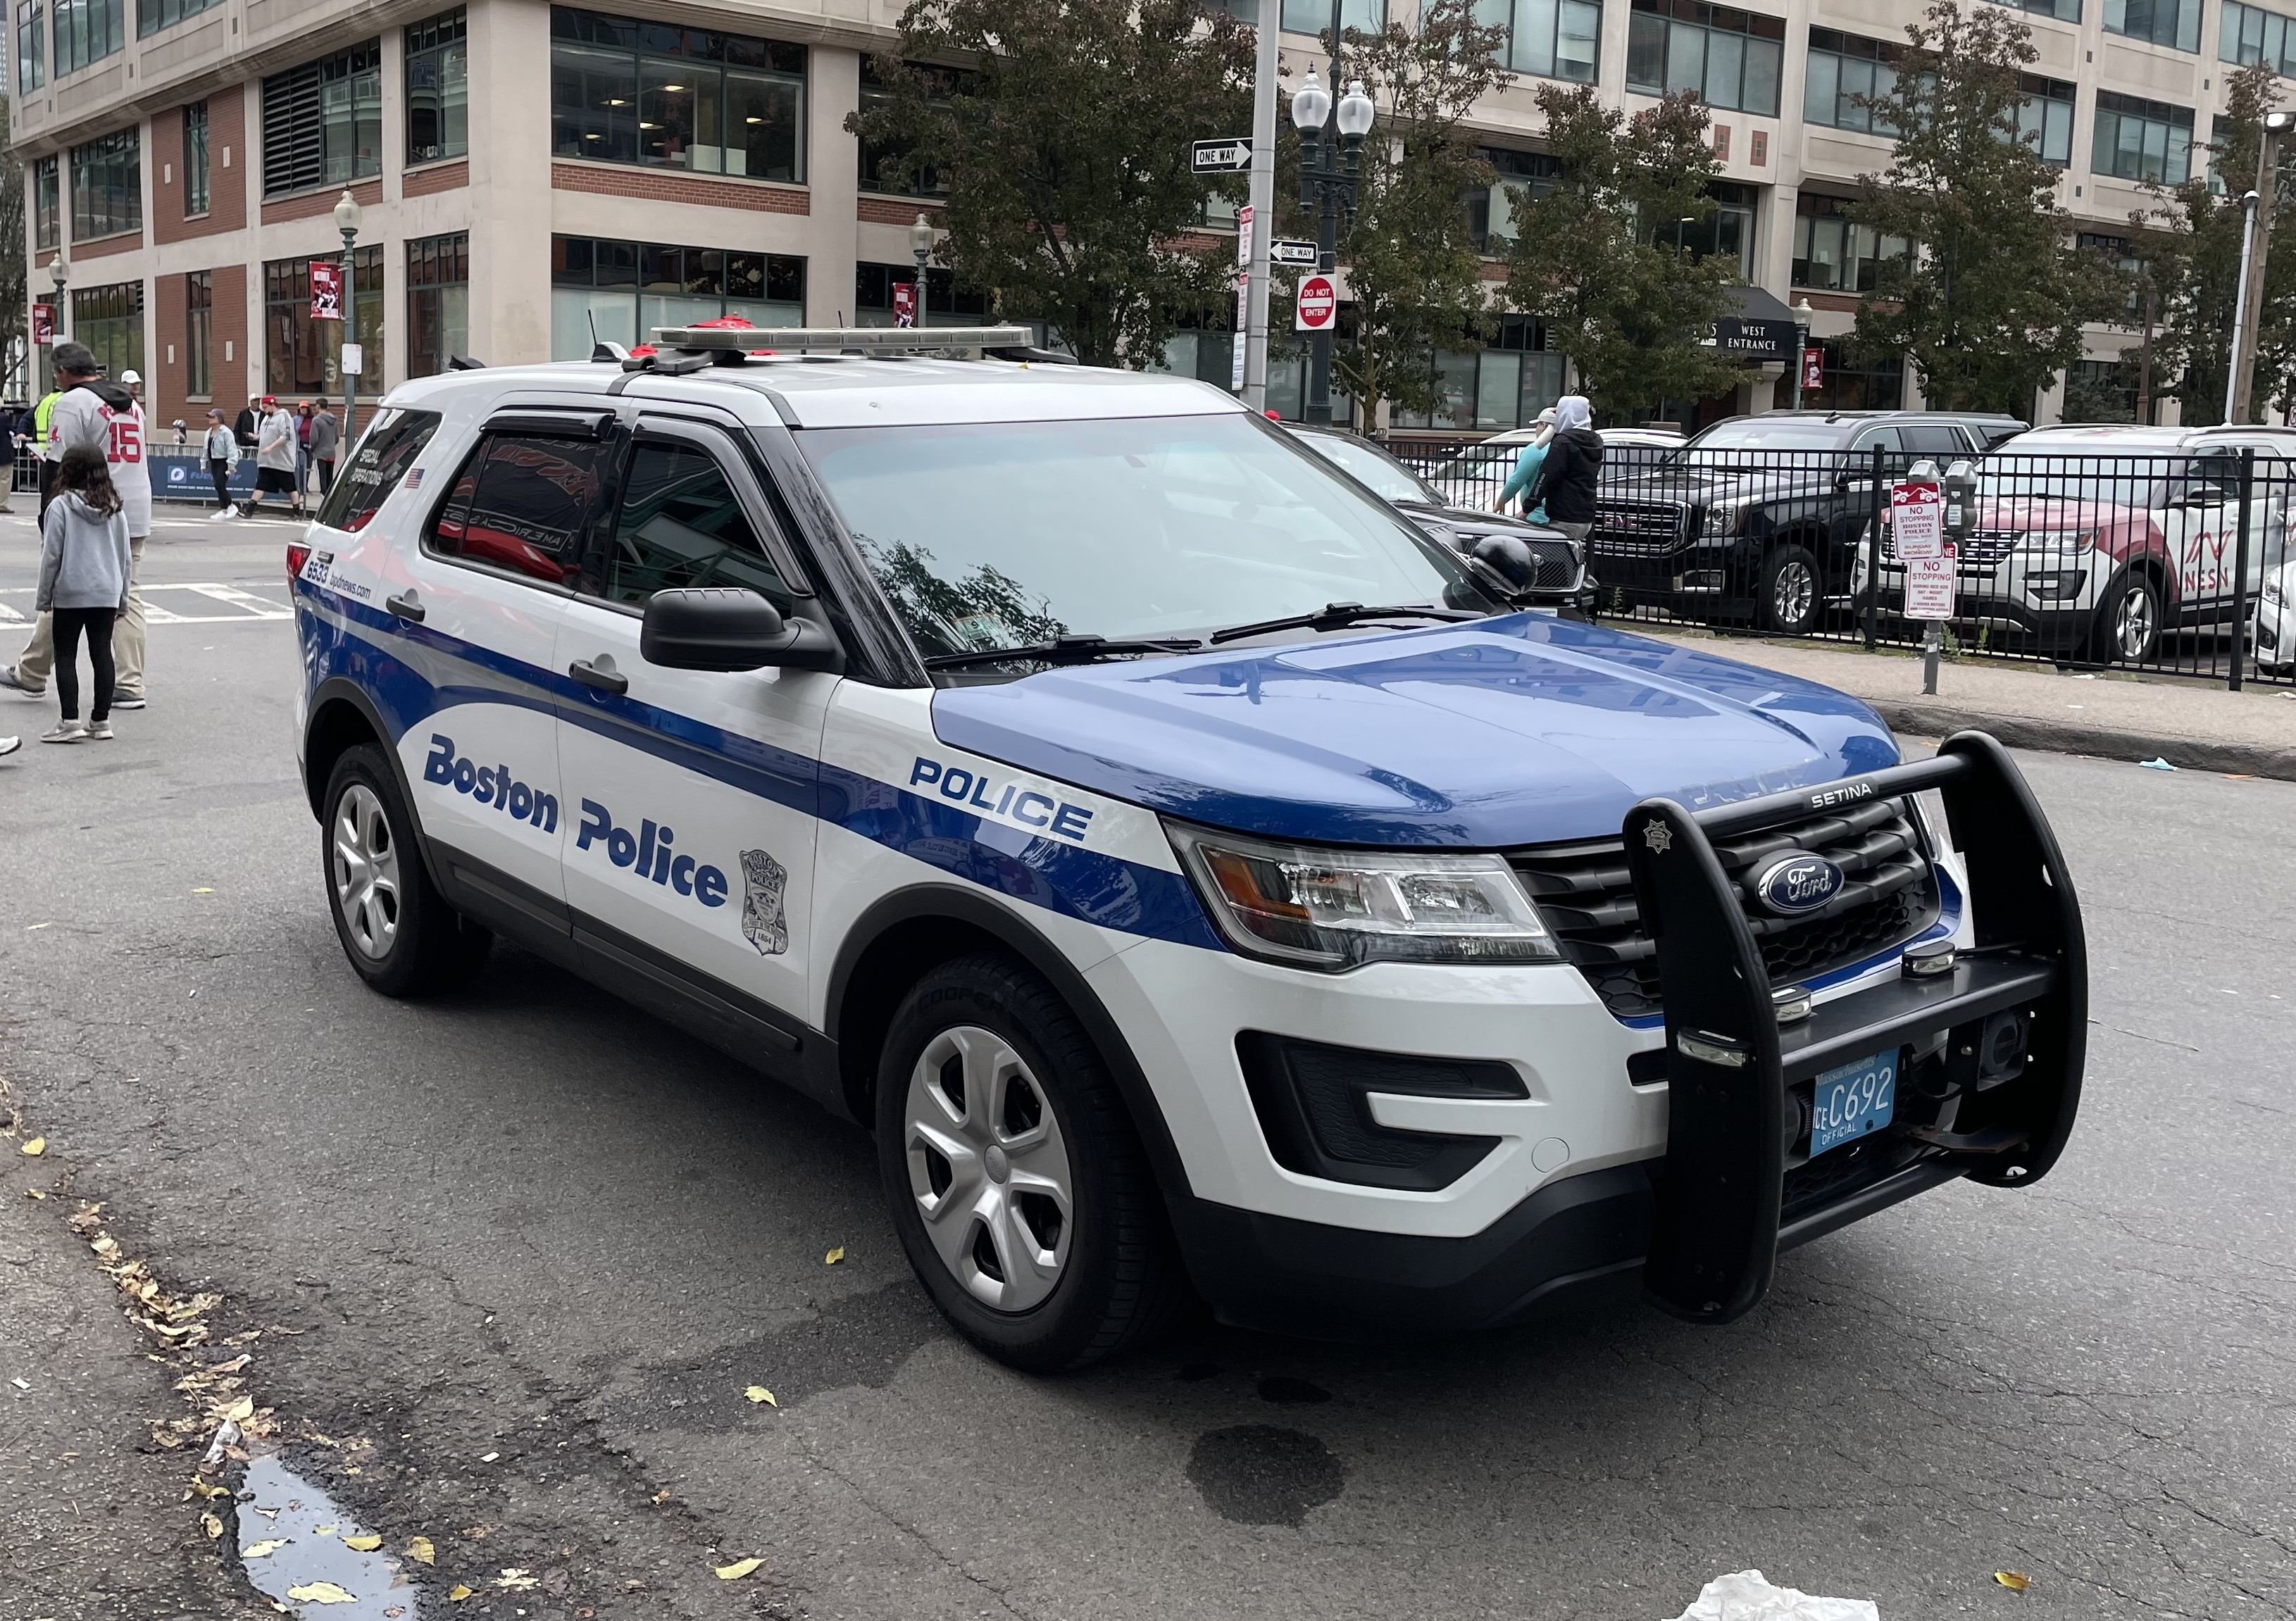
588;308;627;364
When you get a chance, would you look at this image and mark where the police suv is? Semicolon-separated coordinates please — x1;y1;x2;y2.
293;327;2088;1370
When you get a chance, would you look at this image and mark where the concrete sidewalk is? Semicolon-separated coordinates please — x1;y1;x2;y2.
1645;628;2296;780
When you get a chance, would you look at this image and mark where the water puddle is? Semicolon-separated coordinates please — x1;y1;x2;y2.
236;1453;424;1619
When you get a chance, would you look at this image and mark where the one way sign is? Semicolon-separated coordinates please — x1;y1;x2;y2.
1191;138;1252;172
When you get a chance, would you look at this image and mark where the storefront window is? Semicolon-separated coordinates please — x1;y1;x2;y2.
549;234;805;358
266;246;384;396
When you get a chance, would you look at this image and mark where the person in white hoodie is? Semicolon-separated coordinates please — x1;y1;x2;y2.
35;445;132;744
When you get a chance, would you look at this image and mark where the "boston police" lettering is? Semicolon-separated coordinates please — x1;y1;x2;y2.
423;734;558;831
576;798;728;907
909;757;1094;843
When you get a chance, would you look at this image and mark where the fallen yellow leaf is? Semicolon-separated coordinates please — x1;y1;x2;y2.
20;1137;44;1156
494;1568;539;1591
343;1534;382;1551
824;1246;845;1265
192;887;216;894
201;1512;224;1539
715;1557;765;1581
447;1586;474;1603
243;1539;287;1558
25;1187;47;1198
1994;1571;2033;1591
287;1583;358;1605
314;1523;338;1537
744;1385;777;1407
222;1397;255;1425
407;1535;435;1565
188;1477;228;1498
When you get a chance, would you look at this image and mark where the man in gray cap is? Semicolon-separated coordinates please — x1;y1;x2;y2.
1;341;153;710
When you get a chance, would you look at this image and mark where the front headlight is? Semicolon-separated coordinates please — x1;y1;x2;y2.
2016;529;2096;554
1166;822;1561;970
2264;574;2285;606
1700;506;1740;539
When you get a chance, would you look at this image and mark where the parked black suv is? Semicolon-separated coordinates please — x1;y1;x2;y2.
1591;410;2027;634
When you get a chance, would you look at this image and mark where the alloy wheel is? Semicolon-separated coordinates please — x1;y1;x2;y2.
1773;558;1815;629
903;1025;1075;1313
2114;584;2156;661
331;783;403;960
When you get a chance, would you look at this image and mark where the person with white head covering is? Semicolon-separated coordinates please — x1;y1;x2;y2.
1535;394;1605;541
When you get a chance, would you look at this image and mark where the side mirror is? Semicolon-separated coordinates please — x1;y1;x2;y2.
639;587;840;672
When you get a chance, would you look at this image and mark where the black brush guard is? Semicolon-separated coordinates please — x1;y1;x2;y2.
1625;731;2086;1324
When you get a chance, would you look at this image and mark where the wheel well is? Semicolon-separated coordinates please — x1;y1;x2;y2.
832;915;1010;1126
304;698;383;820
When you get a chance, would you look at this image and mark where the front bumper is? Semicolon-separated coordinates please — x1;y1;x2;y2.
1857;542;2107;649
2256;594;2291;668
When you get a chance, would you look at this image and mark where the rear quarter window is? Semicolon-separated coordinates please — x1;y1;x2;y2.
317;408;443;533
425;432;617;589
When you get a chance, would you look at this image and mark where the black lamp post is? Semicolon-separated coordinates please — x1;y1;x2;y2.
1290;68;1375;427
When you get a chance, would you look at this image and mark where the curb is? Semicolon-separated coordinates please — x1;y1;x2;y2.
1868;699;2296;782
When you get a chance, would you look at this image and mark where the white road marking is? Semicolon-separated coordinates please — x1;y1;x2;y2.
0;583;292;624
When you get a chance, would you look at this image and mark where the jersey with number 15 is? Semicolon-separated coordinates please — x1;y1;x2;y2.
50;384;153;536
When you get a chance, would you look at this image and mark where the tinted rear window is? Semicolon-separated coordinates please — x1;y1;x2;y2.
318;409;442;534
426;433;616;587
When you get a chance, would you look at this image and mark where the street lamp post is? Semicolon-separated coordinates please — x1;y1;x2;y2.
1790;296;1813;411
1290;68;1374;427
333;189;363;441
2228;108;2295;423
45;254;70;396
909;213;935;328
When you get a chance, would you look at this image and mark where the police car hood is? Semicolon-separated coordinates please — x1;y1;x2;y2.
929;613;1899;849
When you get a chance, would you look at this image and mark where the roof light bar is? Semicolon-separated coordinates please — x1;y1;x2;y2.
652;325;1038;357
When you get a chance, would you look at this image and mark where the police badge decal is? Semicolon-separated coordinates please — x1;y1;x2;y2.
740;849;789;956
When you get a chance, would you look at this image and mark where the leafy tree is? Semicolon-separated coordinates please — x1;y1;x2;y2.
848;0;1252;368
1500;84;1749;420
2126;61;2296;423
1846;0;2121;414
1287;0;1508;425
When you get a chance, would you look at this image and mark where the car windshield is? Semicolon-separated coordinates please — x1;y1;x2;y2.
1295;432;1442;505
793;413;1496;660
1686;420;1858;451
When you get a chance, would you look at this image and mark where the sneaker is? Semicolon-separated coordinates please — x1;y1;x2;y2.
0;663;43;696
85;720;113;739
216;508;239;520
110;692;146;711
41;720;87;744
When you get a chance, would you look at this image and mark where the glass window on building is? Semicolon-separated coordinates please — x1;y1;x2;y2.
1473;0;1602;83
1468;146;1561;252
854;262;987;327
266;246;383;397
32;154;59;251
549;234;806;358
16;1;44;93
407;232;470;379
263;42;382;196
2092;90;2194;184
1988;0;2079;18
2016;73;2076;166
70;127;140;241
1280;0;1385;33
73;280;142;380
1390;318;1564;431
1791;193;1907;292
2221;0;2296;72
2078;230;2149;317
185;269;211;399
2104;0;2199;49
406;9;468;164
137;0;222;42
1809;339;1902;411
183;101;211;216
51;0;121;76
1650;181;1759;278
2063;358;2140;421
1804;29;1899;134
857;60;962;196
549;7;806;182
1626;0;1785;117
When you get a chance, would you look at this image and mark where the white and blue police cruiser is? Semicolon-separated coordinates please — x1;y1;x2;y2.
292;326;2088;1370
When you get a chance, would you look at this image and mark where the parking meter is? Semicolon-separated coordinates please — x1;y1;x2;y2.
1942;458;1978;543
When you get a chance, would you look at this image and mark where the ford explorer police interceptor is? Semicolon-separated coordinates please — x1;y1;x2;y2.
292;326;2088;1371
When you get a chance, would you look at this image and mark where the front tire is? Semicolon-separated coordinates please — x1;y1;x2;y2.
876;954;1183;1372
322;744;492;996
2088;570;2163;665
1760;543;1822;636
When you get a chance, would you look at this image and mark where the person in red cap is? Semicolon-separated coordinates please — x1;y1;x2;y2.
235;394;300;520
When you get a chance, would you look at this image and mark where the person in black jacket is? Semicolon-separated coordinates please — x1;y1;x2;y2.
1533;394;1604;541
234;396;261;451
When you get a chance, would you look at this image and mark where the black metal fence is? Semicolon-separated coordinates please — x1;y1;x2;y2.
1385;439;2296;691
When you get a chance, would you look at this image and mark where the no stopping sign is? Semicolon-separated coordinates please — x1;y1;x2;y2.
1294;274;1337;333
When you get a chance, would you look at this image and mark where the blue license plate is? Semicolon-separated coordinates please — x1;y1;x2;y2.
1810;1050;1897;1157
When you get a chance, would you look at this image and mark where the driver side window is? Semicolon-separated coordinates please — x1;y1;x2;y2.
596;439;797;611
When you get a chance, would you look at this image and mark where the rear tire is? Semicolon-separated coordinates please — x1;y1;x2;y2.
876;953;1184;1372
322;744;492;997
1760;544;1822;636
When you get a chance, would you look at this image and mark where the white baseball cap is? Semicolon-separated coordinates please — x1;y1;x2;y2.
120;369;141;384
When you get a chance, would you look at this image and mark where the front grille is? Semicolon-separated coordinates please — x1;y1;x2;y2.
1520;536;1580;589
1593;501;1687;556
1509;796;1940;1021
1879;527;2019;568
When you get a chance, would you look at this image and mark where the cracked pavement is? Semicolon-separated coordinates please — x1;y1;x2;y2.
1;509;2290;1619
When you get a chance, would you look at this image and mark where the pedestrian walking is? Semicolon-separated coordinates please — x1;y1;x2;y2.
294;401;315;513
34;444;132;744
202;408;239;513
32;384;65;518
1533;395;1605;543
1;342;154;711
308;399;342;499
235;394;262;453
242;395;300;519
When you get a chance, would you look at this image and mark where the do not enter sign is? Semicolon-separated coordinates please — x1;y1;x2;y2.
1295;274;1337;333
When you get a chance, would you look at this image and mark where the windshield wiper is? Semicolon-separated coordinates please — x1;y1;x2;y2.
923;635;1204;671
1205;601;1484;646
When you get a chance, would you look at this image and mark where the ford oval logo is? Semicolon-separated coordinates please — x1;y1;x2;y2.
1754;851;1845;916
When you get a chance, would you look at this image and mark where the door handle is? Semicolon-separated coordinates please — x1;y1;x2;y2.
385;591;425;623
568;657;628;696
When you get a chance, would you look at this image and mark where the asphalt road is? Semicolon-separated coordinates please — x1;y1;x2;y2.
1;507;2292;1621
